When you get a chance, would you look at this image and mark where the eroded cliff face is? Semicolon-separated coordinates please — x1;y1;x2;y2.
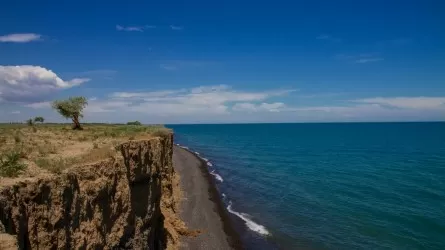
0;134;182;249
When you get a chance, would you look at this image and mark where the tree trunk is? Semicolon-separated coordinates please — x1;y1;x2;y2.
72;116;82;130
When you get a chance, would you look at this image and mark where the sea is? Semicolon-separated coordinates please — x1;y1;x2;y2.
168;122;445;250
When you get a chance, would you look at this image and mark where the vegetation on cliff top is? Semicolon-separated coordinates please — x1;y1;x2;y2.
0;123;171;179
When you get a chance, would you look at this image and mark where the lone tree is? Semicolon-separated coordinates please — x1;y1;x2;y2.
26;118;33;126
34;116;45;123
127;121;142;125
52;97;88;130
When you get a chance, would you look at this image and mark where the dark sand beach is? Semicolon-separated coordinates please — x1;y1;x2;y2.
173;146;242;250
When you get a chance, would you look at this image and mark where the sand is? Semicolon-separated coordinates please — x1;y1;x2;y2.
173;146;242;250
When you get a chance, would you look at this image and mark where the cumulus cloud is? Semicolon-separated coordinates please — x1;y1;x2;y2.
354;97;445;109
0;65;89;102
0;33;42;43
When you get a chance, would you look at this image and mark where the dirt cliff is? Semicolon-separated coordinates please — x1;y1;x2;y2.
0;134;184;249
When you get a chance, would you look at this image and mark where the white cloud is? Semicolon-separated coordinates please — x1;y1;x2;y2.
85;85;294;116
24;101;51;109
232;103;257;112
355;57;383;64
116;25;156;32
116;25;143;32
160;64;177;71
10;110;20;114
170;25;183;30
0;65;89;102
336;53;384;64
316;34;341;42
0;33;42;43
233;102;286;112
354;97;445;109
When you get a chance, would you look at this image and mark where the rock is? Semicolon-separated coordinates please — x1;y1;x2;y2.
0;134;181;250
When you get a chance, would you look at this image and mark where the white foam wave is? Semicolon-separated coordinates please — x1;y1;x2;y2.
227;202;270;236
222;193;226;198
194;151;200;155
180;146;189;150
206;161;213;167
210;170;223;182
201;157;208;162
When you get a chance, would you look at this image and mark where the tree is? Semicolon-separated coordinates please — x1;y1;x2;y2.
34;116;45;123
26;118;33;126
52;97;88;130
127;121;142;125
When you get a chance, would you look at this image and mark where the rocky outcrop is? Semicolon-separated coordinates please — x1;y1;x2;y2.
0;134;182;249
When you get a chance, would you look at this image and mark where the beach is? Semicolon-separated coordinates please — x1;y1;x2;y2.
173;145;242;250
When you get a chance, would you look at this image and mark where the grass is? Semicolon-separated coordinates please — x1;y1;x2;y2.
35;157;70;174
0;123;171;177
0;150;27;177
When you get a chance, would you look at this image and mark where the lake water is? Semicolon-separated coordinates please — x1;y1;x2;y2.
169;123;445;249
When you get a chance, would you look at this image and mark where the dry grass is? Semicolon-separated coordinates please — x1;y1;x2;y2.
0;124;171;177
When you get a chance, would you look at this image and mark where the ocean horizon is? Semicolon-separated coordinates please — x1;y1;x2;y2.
169;122;445;249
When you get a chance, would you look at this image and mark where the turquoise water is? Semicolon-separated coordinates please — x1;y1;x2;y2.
169;123;445;250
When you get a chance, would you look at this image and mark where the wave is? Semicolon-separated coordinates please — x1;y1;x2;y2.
210;170;224;182
207;162;213;167
195;151;200;155
227;201;270;236
201;157;208;162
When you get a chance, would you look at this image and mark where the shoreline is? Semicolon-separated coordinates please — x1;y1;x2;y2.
173;145;243;250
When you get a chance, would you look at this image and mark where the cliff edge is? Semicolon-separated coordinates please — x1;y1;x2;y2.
0;134;185;249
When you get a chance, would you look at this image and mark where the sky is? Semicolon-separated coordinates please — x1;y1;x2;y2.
0;0;444;123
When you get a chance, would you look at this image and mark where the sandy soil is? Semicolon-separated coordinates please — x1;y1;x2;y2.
173;146;242;250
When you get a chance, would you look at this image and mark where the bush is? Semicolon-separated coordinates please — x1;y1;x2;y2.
14;134;21;143
126;121;142;126
0;151;26;177
35;157;68;174
26;119;34;126
34;116;45;123
152;128;171;138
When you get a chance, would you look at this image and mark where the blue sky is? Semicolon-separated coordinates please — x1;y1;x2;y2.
0;0;444;123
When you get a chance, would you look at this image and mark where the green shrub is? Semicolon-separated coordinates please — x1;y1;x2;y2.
35;157;72;174
34;116;45;123
14;134;21;143
0;151;26;177
126;121;142;126
26;119;34;126
152;128;171;138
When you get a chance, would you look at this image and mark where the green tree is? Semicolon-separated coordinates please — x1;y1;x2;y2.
34;116;45;123
127;121;142;125
52;97;88;130
26;118;34;126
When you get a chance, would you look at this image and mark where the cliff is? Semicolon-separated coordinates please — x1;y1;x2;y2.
0;134;184;249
